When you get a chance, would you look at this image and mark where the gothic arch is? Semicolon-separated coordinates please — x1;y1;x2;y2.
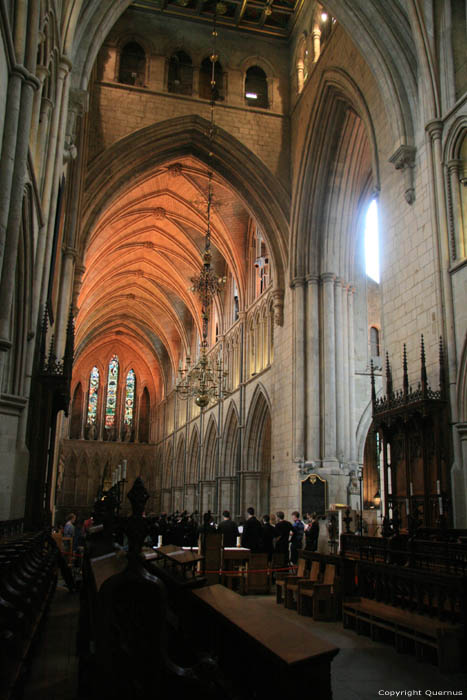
222;402;239;477
174;434;185;487
244;384;272;473
202;416;218;482
291;68;380;282
458;336;467;423
162;442;173;490
187;426;200;484
80;115;289;295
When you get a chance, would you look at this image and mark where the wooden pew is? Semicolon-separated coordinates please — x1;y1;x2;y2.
0;532;58;700
342;560;465;672
191;584;339;699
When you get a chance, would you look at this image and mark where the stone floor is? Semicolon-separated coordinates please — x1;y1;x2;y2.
22;585;467;700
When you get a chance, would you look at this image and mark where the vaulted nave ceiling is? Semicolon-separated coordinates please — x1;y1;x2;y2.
75;156;251;397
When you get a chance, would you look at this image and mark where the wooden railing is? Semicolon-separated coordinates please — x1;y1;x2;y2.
340;533;467;575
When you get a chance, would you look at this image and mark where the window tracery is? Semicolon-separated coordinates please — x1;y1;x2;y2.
105;355;119;428
86;366;99;425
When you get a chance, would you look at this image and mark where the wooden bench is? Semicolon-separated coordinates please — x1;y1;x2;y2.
343;598;463;672
342;560;466;673
191;584;339;699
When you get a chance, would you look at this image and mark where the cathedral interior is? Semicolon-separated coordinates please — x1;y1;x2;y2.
0;0;467;697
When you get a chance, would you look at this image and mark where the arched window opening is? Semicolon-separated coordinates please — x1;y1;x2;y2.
168;50;193;95
70;383;83;439
139;387;150;443
370;326;381;357
318;8;335;46
105;355;119;428
86;367;99;425
233;278;239;322
199;57;224;101
245;66;268;108
124;369;136;425
253;228;270;299
119;42;146;86
365;199;380;283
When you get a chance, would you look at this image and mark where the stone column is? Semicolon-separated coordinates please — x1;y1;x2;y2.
39;59;72;312
31;58;70;324
427;120;463;524
0;66;25;270
447;159;465;260
334;278;345;462
306;274;320;461
292;278;306;461
297;60;304;94
29;64;48;168
35;95;53;178
321;272;336;464
342;283;350;461
55;247;75;356
0;71;40;382
312;27;321;63
347;286;357;462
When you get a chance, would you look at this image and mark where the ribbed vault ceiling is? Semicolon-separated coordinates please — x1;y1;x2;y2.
76;156;250;397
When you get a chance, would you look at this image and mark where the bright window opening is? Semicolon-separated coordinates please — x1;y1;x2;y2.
365;199;380;283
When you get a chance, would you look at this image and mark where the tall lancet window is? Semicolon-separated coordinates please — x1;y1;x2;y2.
124;369;136;425
87;367;99;424
105;355;119;428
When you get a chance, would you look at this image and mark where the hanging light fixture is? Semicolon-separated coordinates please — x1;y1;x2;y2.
176;8;228;409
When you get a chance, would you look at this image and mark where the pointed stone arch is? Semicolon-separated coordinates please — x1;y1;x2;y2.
202;416;218;482
291;68;380;282
80;115;289;301
174;434;185;488
244;384;272;472
222;402;239;478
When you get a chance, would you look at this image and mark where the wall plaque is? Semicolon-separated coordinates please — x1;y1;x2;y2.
301;474;327;517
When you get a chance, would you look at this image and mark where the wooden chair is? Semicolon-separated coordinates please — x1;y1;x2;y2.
246;553;269;594
285;559;320;609
200;533;222;585
297;563;337;618
276;557;305;604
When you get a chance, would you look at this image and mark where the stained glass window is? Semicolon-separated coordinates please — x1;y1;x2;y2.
105;355;119;428
124;369;136;425
87;367;99;425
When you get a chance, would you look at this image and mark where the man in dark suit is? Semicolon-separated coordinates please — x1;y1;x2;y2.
261;514;275;560
218;510;239;547
241;507;263;552
274;511;293;566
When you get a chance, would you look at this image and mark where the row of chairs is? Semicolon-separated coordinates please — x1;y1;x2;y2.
276;558;338;620
0;531;58;700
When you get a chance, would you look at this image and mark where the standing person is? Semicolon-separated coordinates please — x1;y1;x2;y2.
218;510;239;547
63;513;76;537
241;507;263;552
290;511;305;565
261;514;275;560
273;511;293;567
305;512;320;552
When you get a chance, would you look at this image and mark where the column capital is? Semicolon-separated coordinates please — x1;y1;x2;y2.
335;276;345;288
305;273;320;285
290;276;306;289
425;119;443;141
63;246;77;260
321;272;336;284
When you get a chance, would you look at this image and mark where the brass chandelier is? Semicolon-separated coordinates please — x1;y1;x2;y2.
176;11;228;409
